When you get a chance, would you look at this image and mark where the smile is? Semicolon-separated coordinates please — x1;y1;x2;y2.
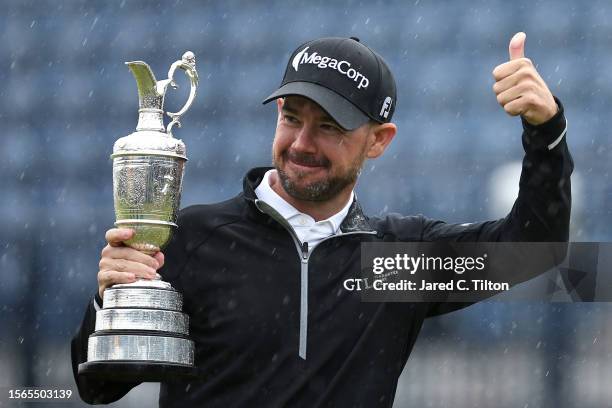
287;158;327;172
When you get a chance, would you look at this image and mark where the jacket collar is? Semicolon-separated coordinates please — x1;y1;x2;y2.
242;167;374;233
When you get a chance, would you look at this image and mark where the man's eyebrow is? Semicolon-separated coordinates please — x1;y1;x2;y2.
281;102;299;114
283;99;298;115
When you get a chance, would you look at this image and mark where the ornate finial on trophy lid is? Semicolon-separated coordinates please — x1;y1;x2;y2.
124;51;199;136
183;51;195;65
166;51;199;135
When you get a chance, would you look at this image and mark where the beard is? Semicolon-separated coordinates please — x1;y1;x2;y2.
273;148;366;202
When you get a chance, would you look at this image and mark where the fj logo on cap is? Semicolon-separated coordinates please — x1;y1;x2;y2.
380;97;393;119
291;46;370;90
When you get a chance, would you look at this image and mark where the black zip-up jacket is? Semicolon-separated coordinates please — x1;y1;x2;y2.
72;104;572;407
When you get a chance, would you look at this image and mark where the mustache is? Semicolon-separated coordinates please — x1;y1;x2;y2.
284;150;330;167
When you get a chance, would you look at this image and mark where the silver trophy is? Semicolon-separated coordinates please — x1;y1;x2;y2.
78;52;198;381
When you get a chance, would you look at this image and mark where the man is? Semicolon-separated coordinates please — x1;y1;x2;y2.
72;34;572;406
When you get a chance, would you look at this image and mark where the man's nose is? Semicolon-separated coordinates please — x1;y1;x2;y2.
292;124;317;153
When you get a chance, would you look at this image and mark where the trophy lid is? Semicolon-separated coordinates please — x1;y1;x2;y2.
111;52;198;161
112;131;187;160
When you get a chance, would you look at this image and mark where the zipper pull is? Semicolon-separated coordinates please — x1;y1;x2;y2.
301;241;309;258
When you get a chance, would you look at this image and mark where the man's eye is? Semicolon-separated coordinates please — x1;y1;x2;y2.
321;123;341;132
284;115;299;123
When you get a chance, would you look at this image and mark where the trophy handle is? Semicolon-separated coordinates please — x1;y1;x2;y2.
165;51;199;135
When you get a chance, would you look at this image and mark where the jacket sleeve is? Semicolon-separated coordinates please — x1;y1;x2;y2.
422;98;572;316
422;98;572;243
71;295;141;404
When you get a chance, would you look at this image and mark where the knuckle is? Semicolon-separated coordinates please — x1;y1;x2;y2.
516;69;530;82
122;272;135;282
107;271;122;284
98;270;110;284
514;82;528;95
521;93;533;103
516;80;532;95
523;71;536;83
492;66;503;79
522;68;537;82
526;95;538;108
526;85;538;97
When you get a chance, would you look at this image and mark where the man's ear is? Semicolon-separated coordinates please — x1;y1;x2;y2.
366;123;397;159
275;98;284;124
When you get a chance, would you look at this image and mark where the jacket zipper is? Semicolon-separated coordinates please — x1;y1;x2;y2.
299;242;308;359
254;199;377;360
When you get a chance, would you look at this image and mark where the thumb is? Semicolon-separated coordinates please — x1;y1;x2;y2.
508;32;526;60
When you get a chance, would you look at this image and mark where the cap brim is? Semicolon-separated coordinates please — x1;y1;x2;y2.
262;82;370;130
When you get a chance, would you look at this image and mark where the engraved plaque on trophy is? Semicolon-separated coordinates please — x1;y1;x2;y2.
78;52;199;381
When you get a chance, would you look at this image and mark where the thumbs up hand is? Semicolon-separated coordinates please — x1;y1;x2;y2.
492;32;558;125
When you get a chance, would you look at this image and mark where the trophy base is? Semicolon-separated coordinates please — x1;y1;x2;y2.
78;360;198;382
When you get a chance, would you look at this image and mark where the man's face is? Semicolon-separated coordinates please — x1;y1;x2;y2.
272;96;372;202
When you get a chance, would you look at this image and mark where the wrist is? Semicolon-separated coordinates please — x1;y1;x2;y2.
521;96;566;151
